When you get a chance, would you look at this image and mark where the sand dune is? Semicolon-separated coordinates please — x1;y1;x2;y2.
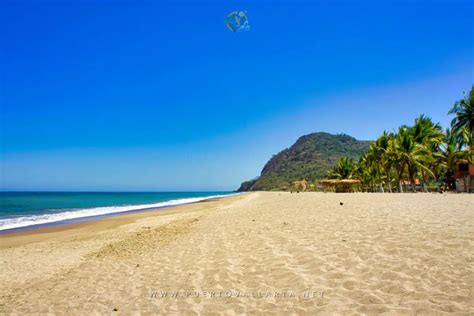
1;192;473;314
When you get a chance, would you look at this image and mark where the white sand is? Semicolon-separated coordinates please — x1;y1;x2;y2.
1;192;473;314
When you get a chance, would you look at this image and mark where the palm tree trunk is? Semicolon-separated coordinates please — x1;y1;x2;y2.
377;165;384;193
385;167;393;193
421;169;428;192
387;174;392;193
408;166;416;192
397;163;406;193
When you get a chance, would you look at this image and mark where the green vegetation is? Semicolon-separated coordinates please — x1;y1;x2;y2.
328;86;473;192
237;133;370;191
327;157;357;180
238;85;473;192
448;87;474;163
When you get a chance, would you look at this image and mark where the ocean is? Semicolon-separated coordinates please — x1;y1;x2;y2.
0;191;236;232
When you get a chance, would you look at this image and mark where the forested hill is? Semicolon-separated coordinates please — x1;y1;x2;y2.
238;132;371;191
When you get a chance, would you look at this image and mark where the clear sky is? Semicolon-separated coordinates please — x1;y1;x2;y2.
0;0;472;191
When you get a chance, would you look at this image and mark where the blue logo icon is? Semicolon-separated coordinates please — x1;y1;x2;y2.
225;11;250;32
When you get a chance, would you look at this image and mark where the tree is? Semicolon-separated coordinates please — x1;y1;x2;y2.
321;87;470;193
409;115;444;191
411;115;444;145
355;154;376;192
439;129;466;190
327;157;356;180
449;86;474;162
365;133;392;193
389;127;434;192
380;132;396;193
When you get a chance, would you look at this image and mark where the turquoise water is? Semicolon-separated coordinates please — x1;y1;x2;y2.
0;192;234;231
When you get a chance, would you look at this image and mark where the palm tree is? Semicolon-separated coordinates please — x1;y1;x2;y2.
380;132;396;193
460;127;473;160
328;157;356;180
449;86;474;162
366;135;391;193
322;88;472;193
411;115;444;145
439;129;466;190
389;127;434;192
409;115;444;191
355;154;375;192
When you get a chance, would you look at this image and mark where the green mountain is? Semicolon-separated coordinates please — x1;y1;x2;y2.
237;132;371;191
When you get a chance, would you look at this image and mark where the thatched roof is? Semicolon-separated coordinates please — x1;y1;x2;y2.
319;179;361;186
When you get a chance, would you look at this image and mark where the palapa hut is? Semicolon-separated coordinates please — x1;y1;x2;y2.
291;180;309;192
318;179;361;193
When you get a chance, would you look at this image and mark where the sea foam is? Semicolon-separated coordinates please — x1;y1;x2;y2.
0;193;238;231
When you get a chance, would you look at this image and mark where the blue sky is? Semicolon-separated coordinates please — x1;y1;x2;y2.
0;0;472;191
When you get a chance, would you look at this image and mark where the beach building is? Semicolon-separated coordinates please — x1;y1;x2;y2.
455;163;474;192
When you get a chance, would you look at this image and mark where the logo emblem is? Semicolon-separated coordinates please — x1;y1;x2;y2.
225;11;250;32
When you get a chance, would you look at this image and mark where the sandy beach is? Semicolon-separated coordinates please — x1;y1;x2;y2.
0;192;473;314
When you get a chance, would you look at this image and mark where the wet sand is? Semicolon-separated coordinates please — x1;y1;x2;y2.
1;192;473;314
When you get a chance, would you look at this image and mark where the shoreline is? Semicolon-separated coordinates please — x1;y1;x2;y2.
0;193;243;248
0;193;239;234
